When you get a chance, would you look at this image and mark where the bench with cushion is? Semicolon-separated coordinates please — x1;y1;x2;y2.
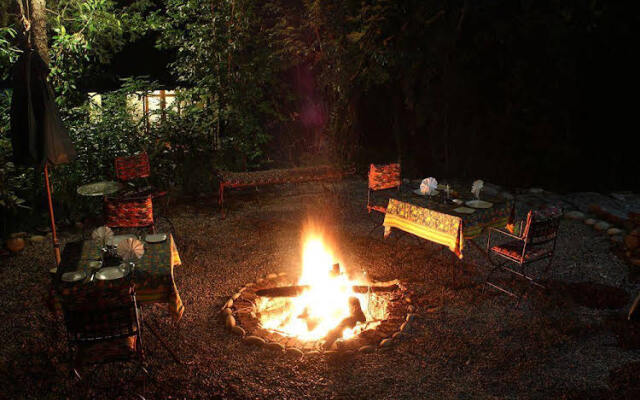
217;165;354;216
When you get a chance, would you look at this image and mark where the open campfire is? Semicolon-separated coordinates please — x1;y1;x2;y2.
256;234;391;347
222;226;413;354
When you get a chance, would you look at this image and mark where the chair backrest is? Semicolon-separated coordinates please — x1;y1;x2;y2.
115;152;151;181
522;206;562;245
61;282;139;343
368;163;401;191
104;194;154;228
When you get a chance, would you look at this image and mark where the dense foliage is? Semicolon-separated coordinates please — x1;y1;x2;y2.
0;0;638;236
0;0;156;234
156;0;640;189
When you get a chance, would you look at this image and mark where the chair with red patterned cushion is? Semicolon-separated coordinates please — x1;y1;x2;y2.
60;276;147;395
114;152;174;237
104;194;156;234
114;152;167;200
115;152;151;181
484;206;562;304
366;163;402;234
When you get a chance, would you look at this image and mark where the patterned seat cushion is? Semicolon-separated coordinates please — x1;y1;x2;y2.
115;152;151;181
104;195;154;228
491;240;551;262
220;165;344;186
368;163;401;191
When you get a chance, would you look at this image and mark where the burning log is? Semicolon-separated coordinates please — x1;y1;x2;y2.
255;285;310;297
351;284;399;293
255;283;399;298
322;297;366;349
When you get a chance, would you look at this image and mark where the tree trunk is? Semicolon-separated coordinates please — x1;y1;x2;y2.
29;0;49;64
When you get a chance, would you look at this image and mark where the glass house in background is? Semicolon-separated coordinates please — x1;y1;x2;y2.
88;89;179;131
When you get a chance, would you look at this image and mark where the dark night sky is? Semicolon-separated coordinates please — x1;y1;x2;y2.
0;35;174;90
80;34;176;91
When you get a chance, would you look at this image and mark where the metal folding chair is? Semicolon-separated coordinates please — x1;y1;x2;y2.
114;152;174;237
60;276;147;396
114;152;166;199
366;163;401;235
104;193;157;236
484;206;562;304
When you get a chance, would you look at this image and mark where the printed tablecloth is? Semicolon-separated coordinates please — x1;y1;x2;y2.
383;195;514;258
51;234;184;320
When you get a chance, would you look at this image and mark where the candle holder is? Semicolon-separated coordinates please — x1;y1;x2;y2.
101;246;122;267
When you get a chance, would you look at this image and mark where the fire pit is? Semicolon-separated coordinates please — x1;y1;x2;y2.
221;230;415;356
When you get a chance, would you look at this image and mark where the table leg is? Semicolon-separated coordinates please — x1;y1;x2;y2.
219;183;226;219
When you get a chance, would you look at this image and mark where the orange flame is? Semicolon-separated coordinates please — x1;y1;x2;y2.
258;227;379;342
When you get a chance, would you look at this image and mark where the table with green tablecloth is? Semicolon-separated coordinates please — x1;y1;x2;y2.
383;188;514;258
51;234;184;320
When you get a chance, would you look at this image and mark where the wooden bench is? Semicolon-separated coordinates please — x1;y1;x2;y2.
217;165;354;216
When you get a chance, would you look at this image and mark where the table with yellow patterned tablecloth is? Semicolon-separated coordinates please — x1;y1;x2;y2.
383;194;514;258
50;234;184;320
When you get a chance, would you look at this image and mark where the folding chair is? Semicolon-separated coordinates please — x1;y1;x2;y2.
366;163;401;235
60;277;146;396
114;152;166;199
115;152;174;237
104;193;156;235
484;206;562;304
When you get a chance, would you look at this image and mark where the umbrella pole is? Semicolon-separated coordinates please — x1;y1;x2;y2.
44;163;61;266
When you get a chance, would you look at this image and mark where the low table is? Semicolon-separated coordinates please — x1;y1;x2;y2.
383;190;514;258
51;234;184;320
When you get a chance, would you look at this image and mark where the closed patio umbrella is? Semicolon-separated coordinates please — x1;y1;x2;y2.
10;48;76;265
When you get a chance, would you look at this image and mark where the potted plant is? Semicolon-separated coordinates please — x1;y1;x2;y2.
0;161;31;252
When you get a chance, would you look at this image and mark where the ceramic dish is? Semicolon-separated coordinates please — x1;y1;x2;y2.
95;266;126;281
465;200;493;209
87;260;103;270
117;263;133;274
145;233;167;243
413;188;439;196
453;207;476;214
451;199;464;205
61;270;87;282
76;181;123;197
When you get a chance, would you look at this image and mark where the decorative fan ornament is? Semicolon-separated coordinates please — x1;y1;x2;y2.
91;226;114;248
420;177;438;195
471;180;484;199
116;238;145;261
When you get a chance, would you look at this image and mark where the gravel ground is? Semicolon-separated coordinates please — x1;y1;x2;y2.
1;178;639;399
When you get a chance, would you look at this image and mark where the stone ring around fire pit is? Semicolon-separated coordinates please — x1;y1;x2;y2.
221;272;416;357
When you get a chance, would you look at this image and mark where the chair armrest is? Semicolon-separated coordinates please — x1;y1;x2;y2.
151;190;168;199
488;227;522;240
487;226;523;254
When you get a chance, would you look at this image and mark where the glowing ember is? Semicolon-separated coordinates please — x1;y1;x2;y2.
256;231;387;343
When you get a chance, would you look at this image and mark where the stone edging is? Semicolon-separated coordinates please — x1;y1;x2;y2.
220;272;414;358
564;209;640;267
